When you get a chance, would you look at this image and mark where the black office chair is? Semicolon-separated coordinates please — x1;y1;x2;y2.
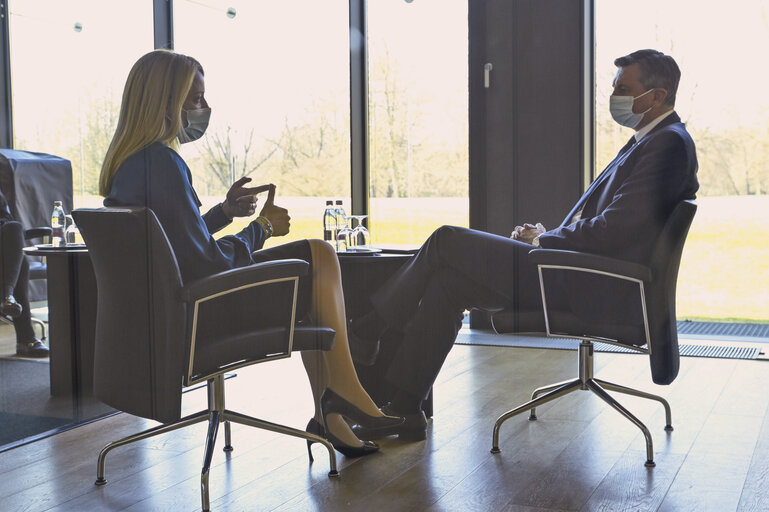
491;200;697;467
73;207;339;512
0;225;50;340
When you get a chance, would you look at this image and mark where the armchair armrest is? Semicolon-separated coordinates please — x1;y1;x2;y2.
528;249;652;283
181;258;309;303
24;226;52;241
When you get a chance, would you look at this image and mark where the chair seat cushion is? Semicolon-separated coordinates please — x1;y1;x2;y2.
191;326;335;381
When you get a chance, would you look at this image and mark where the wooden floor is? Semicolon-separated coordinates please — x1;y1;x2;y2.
2;338;769;512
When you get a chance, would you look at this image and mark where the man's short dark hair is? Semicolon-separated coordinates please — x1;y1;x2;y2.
614;49;680;108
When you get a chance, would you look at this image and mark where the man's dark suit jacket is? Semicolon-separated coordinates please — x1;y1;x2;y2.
533;112;698;325
538;112;699;265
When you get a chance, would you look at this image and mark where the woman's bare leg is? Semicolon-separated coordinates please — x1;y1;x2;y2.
301;240;385;444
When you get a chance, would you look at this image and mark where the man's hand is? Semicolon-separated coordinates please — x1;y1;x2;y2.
259;185;290;236
510;222;546;244
221;177;273;220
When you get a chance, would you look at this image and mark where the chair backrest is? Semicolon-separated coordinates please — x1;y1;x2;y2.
533;200;697;385
646;199;697;384
73;207;186;423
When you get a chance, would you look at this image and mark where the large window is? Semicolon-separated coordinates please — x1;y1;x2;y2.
596;0;769;322
9;0;153;208
174;0;351;246
366;0;468;246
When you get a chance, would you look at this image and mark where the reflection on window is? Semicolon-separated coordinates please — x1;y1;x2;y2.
596;0;769;322
367;0;468;246
9;0;153;209
174;0;351;246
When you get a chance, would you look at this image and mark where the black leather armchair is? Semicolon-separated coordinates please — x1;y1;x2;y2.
491;200;697;467
73;207;338;512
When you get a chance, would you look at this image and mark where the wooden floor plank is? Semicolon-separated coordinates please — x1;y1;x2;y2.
1;343;769;512
738;397;769;512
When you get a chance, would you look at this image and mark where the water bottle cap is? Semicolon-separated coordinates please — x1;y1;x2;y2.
326;200;333;205
335;200;343;204
54;200;62;207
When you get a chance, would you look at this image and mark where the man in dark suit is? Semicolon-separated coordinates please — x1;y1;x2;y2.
0;188;49;357
350;49;699;441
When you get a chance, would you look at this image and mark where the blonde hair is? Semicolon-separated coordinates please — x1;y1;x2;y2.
99;50;203;196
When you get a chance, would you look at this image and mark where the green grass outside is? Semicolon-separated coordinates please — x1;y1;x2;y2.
79;194;769;323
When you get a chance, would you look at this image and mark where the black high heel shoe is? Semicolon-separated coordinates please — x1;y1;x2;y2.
320;389;404;430
305;417;379;460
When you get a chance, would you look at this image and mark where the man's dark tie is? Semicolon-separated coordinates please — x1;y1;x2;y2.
559;135;638;226
618;135;637;156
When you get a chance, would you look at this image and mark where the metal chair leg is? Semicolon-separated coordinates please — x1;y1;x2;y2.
223;420;233;452
201;411;222;512
223;409;339;477
529;377;579;420
594;378;673;431
491;378;582;454
30;317;46;340
95;411;209;485
585;380;656;467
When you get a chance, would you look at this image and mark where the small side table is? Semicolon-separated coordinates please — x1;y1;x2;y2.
337;248;433;417
23;245;96;397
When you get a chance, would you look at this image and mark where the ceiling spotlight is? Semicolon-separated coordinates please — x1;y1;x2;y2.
226;7;236;19
73;22;83;32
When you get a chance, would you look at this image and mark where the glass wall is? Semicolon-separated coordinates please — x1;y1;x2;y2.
595;0;769;323
9;0;153;209
2;0;153;448
174;0;351;246
366;0;468;246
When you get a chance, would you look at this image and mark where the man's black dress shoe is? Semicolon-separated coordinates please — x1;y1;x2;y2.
1;295;22;318
16;338;49;358
347;325;380;366
353;403;427;442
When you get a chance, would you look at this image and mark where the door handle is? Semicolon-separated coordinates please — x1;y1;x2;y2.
484;63;493;88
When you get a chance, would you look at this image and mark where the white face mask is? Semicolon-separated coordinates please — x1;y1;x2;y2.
609;89;654;129
179;107;211;143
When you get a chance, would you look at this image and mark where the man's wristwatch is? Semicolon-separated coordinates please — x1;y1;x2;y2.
255;216;273;238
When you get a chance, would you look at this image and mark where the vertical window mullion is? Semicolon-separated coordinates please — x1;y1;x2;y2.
0;0;12;148
154;0;173;50
349;0;368;217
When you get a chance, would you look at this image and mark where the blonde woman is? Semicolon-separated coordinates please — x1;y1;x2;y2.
100;50;402;457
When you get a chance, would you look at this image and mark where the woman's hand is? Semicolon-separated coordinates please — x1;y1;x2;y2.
221;177;272;220
259;185;291;236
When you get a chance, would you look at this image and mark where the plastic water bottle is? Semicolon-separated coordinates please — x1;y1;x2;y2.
51;201;66;247
334;200;347;251
323;200;336;243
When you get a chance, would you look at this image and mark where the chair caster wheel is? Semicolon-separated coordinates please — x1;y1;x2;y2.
664;425;674;432
328;469;340;478
95;477;107;486
490;446;500;454
644;460;656;468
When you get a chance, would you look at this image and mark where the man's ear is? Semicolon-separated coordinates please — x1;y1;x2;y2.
653;88;668;106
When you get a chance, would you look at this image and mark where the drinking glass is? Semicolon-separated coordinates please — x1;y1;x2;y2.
65;215;84;245
349;215;370;250
336;216;353;252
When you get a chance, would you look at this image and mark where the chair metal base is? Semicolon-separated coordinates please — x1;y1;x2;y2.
490;340;672;467
94;375;338;511
0;315;46;340
31;317;46;341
